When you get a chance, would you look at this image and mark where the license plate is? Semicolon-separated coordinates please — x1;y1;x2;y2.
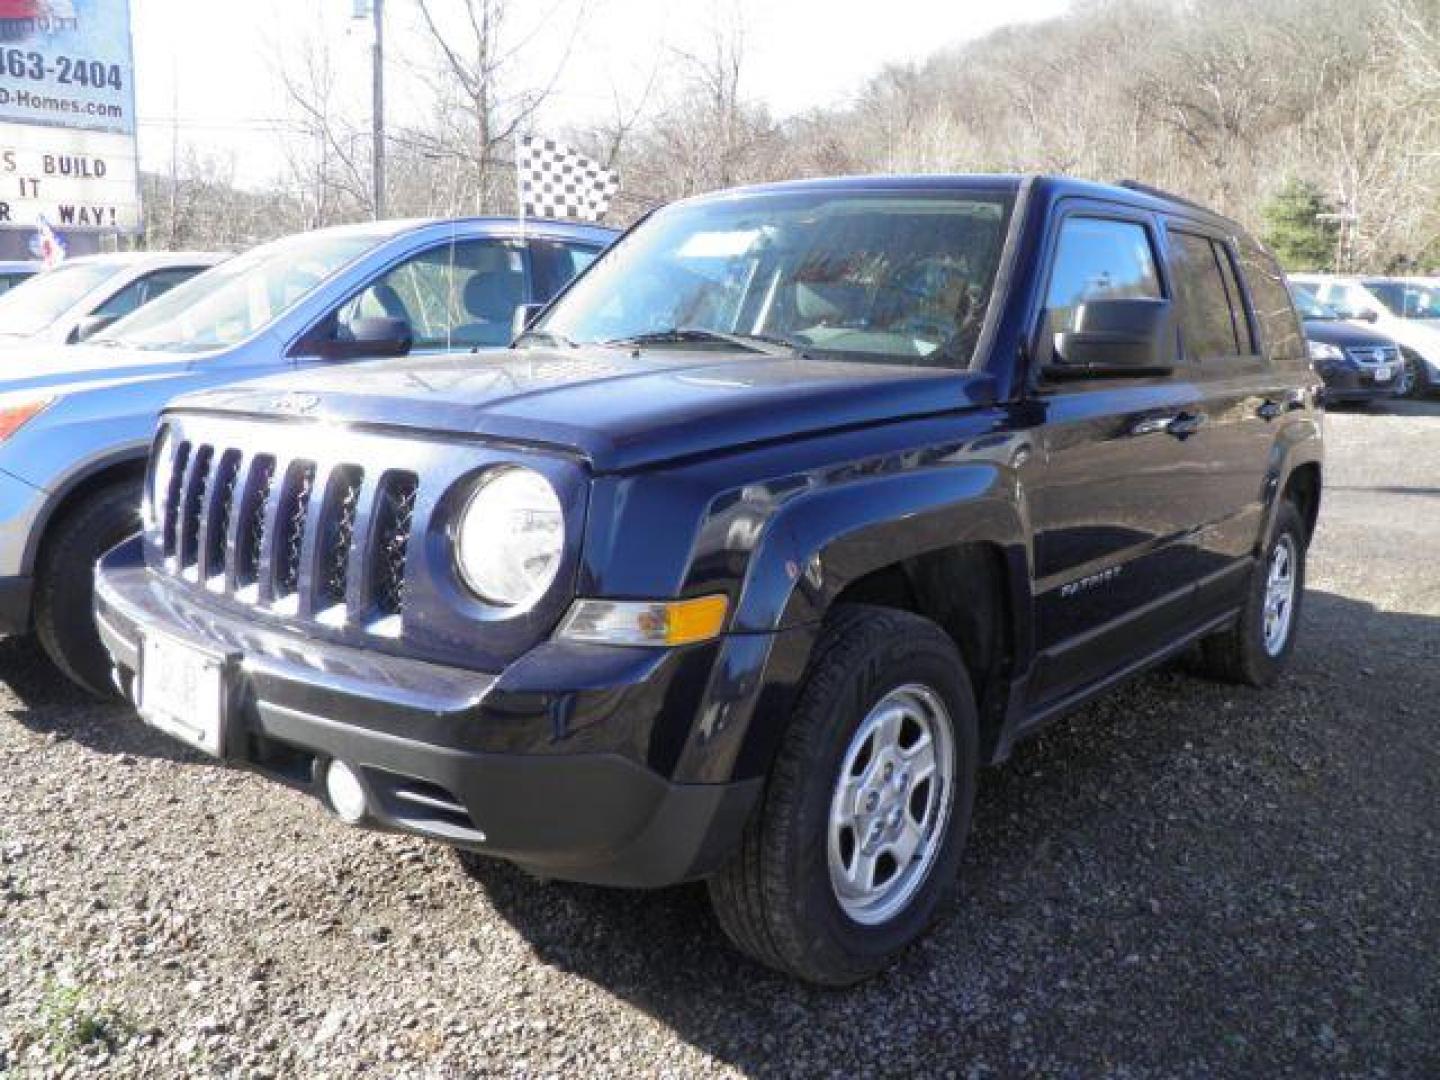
1374;363;1393;381
139;633;227;756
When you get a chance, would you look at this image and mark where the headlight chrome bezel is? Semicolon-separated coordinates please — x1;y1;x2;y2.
453;465;566;611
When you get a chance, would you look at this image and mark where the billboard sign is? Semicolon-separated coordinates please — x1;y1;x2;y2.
0;0;138;233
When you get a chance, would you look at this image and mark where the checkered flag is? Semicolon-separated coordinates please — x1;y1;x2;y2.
516;136;619;223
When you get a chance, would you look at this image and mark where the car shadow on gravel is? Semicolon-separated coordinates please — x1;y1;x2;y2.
466;589;1440;1076
1367;397;1440;417
0;634;203;765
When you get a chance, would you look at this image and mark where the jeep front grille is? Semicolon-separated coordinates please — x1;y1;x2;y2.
154;436;420;629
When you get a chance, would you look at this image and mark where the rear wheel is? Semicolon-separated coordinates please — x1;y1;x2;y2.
708;604;978;986
34;482;141;699
1194;500;1307;687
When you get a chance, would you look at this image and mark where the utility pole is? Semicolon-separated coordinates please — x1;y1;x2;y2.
371;0;386;219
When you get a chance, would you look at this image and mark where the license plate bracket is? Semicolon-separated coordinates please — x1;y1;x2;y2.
138;632;232;757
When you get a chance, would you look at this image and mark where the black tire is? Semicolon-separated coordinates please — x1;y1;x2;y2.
707;604;978;986
1195;500;1307;687
34;482;141;699
1401;348;1431;399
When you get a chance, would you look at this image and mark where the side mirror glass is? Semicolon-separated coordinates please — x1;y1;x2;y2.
511;303;545;340
319;316;413;362
1044;298;1176;379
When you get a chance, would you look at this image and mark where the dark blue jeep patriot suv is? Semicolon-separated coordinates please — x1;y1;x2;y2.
95;176;1322;985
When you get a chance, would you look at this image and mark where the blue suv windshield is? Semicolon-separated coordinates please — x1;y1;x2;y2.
539;189;1016;368
95;227;398;352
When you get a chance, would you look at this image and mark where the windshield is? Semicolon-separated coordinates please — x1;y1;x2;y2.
1290;288;1343;320
1364;281;1440;320
0;260;123;336
539;189;1016;368
97;228;395;352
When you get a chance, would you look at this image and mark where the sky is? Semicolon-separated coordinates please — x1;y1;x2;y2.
131;0;1072;188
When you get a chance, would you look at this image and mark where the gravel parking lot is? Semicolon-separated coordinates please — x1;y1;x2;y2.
1;402;1437;1078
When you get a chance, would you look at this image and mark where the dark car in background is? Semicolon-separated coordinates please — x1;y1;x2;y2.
1289;286;1403;405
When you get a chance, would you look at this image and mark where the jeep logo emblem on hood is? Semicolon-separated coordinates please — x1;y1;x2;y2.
272;392;321;416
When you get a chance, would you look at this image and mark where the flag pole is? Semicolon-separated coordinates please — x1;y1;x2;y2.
516;135;526;238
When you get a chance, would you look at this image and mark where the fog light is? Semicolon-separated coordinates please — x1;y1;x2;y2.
325;760;368;824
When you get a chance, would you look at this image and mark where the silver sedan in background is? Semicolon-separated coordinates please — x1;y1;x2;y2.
0;252;225;346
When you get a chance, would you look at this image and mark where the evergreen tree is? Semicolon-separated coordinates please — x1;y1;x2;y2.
1260;180;1337;271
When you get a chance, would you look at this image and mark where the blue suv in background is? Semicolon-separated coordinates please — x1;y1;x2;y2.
0;217;614;695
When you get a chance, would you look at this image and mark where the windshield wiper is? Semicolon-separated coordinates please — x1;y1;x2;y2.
513;327;577;349
601;327;805;357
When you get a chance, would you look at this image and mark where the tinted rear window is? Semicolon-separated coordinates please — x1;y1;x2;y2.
1238;239;1304;366
1168;231;1240;360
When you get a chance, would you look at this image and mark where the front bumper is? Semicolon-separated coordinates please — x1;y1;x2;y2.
1318;366;1402;402
95;537;761;888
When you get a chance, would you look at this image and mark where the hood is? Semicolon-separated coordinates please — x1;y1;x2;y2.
173;347;997;472
0;342;194;397
1301;319;1397;349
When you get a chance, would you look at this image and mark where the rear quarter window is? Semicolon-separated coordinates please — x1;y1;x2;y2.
1237;239;1305;367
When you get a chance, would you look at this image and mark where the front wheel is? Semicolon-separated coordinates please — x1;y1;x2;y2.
34;482;141;698
708;605;978;986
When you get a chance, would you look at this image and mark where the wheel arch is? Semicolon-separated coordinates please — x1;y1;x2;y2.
690;465;1034;782
25;450;149;574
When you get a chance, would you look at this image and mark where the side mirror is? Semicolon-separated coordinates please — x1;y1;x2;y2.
511;303;545;339
72;313;118;343
319;316;413;361
1355;308;1379;324
1045;298;1176;379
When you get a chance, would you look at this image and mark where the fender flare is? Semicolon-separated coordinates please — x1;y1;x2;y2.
1258;417;1323;550
731;462;1030;634
672;464;1032;785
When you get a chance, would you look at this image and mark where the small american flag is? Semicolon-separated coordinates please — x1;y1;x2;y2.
30;215;65;269
516;136;619;223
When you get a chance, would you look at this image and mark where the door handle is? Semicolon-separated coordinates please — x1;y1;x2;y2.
1128;415;1176;437
1257;399;1282;421
1165;412;1205;438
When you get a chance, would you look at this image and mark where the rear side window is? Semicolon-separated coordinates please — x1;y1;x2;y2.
529;239;603;300
1237;239;1304;365
1044;216;1161;333
1167;231;1242;360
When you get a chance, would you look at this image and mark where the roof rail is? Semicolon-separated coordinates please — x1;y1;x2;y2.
1116;179;1216;216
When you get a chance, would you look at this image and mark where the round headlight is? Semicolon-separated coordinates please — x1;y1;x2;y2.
455;467;565;608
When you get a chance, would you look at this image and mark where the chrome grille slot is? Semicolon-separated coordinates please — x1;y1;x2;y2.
161;440;190;558
236;455;276;592
371;472;418;618
178;446;213;574
273;461;317;601
203;450;242;583
318;466;364;610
